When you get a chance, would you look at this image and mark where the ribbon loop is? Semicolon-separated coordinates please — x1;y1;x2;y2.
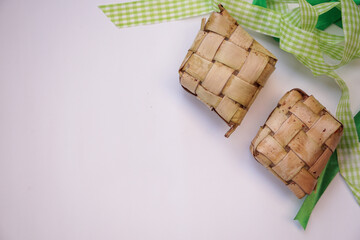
341;0;360;62
299;0;318;31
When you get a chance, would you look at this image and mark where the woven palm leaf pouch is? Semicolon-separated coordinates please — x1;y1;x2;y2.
251;89;343;198
179;5;277;137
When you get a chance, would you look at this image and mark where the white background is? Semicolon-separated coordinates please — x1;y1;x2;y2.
1;0;360;239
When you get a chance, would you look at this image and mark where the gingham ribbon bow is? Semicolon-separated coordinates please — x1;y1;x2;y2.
100;0;360;227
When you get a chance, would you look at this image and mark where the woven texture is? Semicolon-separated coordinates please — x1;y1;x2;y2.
251;89;343;198
179;5;277;137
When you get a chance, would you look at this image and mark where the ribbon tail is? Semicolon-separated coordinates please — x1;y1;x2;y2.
99;0;215;28
329;71;360;205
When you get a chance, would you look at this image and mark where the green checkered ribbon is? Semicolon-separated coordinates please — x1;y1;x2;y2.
100;0;360;229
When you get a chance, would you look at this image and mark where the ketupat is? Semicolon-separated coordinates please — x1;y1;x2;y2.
251;89;343;198
179;5;277;137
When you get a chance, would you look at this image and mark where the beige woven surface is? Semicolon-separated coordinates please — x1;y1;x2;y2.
179;5;277;137
250;89;343;198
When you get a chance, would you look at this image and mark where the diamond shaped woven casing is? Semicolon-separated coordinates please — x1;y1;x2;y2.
250;89;343;198
179;5;277;137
